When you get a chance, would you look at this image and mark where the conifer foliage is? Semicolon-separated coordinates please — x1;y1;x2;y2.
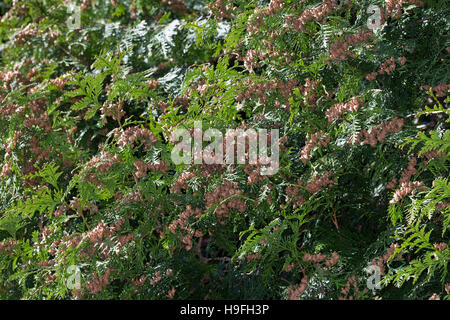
0;0;448;299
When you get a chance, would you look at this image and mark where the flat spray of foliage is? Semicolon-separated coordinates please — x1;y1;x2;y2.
0;0;448;300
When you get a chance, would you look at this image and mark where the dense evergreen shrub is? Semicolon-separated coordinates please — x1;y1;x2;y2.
0;0;448;299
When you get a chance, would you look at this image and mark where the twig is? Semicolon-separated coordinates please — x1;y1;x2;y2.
329;195;340;232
